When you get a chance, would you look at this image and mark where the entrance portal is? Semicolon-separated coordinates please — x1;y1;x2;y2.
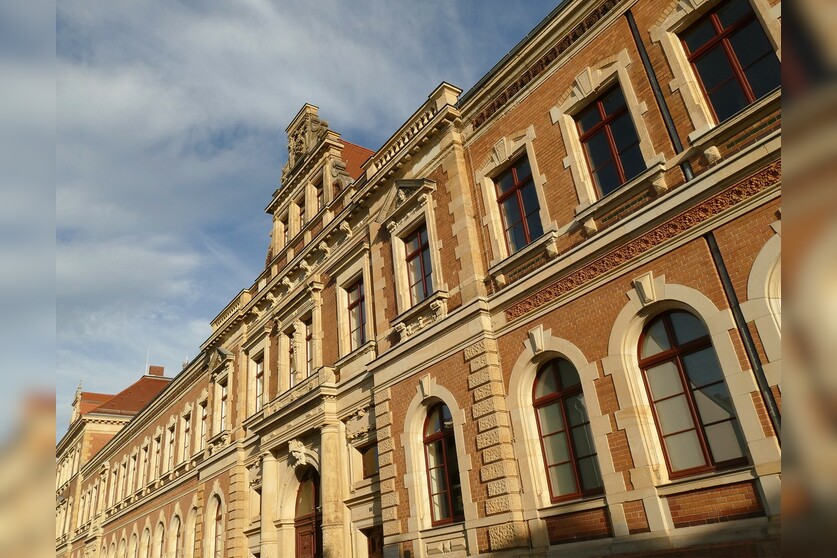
294;468;322;558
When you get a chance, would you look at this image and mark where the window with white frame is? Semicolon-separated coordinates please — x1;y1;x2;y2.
335;250;372;358
303;318;313;377
550;50;660;213
404;225;434;304
650;0;781;135
474;126;553;265
167;425;176;471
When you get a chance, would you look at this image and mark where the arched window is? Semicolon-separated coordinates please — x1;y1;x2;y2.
639;310;747;476
423;403;464;525
139;529;151;558
207;496;224;558
533;358;603;501
153;523;165;558
170;516;182;558
129;534;138;558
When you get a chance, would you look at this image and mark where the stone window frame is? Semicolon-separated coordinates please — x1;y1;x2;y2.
475;125;555;268
204;483;227;558
197;392;209;453
740;222;780;387
387;191;447;317
400;375;478;539
335;249;374;359
243;331;270;417
507;329;612;514
550;49;663;220
166;416;177;473
603;275;781;492
214;371;230;436
649;0;781;140
179;404;194;465
167;509;183;558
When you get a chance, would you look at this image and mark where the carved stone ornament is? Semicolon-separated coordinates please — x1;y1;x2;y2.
632;271;657;306
346;405;375;441
288;439;307;468
248;460;262;487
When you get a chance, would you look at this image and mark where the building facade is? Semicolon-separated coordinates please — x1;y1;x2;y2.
57;0;782;556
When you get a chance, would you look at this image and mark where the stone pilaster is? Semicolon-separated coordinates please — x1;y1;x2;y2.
228;463;249;557
464;338;529;552
260;451;279;558
373;388;402;551
319;423;345;558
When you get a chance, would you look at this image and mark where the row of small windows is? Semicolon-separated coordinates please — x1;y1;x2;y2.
421;309;747;525
497;0;778;256
95;496;223;558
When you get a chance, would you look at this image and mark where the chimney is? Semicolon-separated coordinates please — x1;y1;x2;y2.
148;365;164;377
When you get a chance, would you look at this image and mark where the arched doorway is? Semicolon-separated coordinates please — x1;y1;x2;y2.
294;467;322;558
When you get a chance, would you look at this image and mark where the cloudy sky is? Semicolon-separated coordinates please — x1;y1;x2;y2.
53;0;561;438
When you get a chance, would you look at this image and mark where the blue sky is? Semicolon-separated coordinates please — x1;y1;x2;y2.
54;0;562;438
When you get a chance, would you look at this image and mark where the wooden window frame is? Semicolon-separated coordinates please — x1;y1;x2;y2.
494;155;541;254
423;403;464;526
347;280;366;352
404;224;433;305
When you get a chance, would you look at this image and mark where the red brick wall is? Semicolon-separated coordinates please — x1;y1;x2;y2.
545;508;612;544
623;499;650;534
666;481;763;527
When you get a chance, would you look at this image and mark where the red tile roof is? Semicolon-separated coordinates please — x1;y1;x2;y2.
88;376;171;416
79;392;115;416
342;140;375;181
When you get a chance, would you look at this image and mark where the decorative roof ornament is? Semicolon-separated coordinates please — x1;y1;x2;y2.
282;104;329;182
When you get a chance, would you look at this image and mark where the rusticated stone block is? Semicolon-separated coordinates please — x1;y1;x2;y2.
464;339;498;360
380;492;399;508
472;397;506;419
471;381;504;402
467;367;503;390
488;521;529;550
476;428;510;450
481;444;515;464
469;353;500;372
487;477;520;498
480;461;511;482
477;412;509;432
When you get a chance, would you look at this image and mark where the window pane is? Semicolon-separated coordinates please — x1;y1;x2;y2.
592;161;621;196
584;131;613;169
681;347;724;388
744;54;780;99
577;455;603;491
515;157;531;180
670;312;707;345
426;440;444;469
666;430;706;471
601;87;627;116
496;171;515;195
656;395;695;435
557;359;580;389
508;223;528;253
431;493;450;521
708;79;749;122
565;393;589;427
729;20;774;69
682;18;716;53
525;210;544;241
704;421;746;462
717;0;753;29
641;318;671;357
646;361;683;401
609;113;639;152
422;250;433;292
501;197;523;227
577;103;601;133
570;423;595;457
405;234;420;254
425;406;442;436
520;182;540;214
694;47;737;90
535;368;558;398
549;463;578;496
693;383;735;424
618;144;645;181
428;466;446;494
537;403;565;435
544;432;570;465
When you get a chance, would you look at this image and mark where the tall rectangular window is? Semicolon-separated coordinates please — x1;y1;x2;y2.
255;357;264;412
281;217;289;246
167;426;176;471
200;402;208;451
576;85;645;197
141;447;149;488
315;182;324;212
681;0;779;123
298;198;306;228
288;332;297;388
128;455;136;494
495;156;543;254
405;225;433;305
219;381;228;431
347;280;366;351
304;319;313;377
183;414;191;459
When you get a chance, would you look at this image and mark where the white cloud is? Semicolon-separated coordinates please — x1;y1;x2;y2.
55;0;560;436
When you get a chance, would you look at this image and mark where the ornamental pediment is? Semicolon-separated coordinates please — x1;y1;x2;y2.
282;104;329;179
379;178;436;231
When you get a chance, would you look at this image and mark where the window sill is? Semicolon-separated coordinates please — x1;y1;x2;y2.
687;89;780;164
573;158;667;236
656;465;756;497
488;226;561;287
334;340;377;371
391;289;450;341
536;495;606;520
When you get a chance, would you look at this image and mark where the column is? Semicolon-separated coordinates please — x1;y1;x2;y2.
319;424;345;558
260;450;279;558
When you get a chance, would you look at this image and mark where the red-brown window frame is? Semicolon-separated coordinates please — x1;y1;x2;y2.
182;414;191;458
576;84;639;197
638;311;749;479
304;319;313;377
423;403;464;526
494;157;540;253
681;0;777;123
254;356;264;411
347;279;366;351
532;360;603;503
405;224;433;305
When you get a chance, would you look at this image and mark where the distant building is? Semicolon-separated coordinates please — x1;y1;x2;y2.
56;0;781;556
